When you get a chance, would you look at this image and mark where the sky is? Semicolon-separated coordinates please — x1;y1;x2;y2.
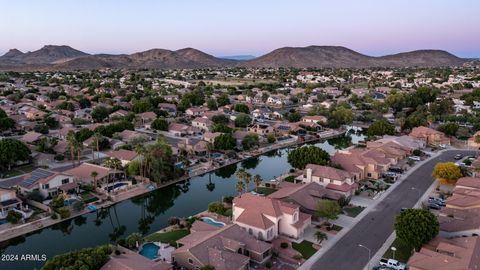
1;0;480;58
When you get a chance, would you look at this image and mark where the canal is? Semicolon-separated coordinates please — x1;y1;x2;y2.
0;128;365;270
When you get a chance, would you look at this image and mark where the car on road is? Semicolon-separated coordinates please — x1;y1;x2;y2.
454;154;463;160
379;258;406;270
388;167;404;174
428;197;446;206
409;156;421;161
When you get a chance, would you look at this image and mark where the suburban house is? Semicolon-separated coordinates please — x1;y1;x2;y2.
233;193;311;241
117;130;150;144
332;138;412;180
109;109;129;120
101;248;172;270
407;236;480;270
191;117;213;131
247;124;274;136
467;131;480;148
158;103;177;116
169;123;189;137
138;111;157;126
409;126;450;146
301;115;327;125
439;177;480;237
177;138;209;156
269;182;341;214
172;221;272;270
300;164;358;196
64;163;124;189
17;169;77;199
186;107;208;117
106;149;142;167
0;187;22;219
202;132;222;144
20;131;45;144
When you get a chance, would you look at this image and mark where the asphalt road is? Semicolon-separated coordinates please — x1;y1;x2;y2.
310;150;478;270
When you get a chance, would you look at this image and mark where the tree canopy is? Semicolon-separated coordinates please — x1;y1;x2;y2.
395;208;439;251
41;245;112;270
287;145;330;169
151;117;169;131
0;139;31;171
214;133;236;150
432;162;463;184
316;199;341;223
367;119;395;137
234;113;252;128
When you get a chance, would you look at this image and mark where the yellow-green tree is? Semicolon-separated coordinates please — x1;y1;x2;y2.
432;162;462;185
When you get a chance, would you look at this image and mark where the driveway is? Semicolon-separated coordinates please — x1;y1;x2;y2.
308;149;478;270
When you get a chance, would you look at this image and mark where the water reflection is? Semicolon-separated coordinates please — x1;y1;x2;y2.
214;163;237;178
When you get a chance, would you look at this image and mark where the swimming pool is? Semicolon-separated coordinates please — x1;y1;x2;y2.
139;242;159;260
201;217;226;227
64;198;79;206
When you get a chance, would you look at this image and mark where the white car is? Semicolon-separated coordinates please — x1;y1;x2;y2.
379;258;406;270
409;156;421;161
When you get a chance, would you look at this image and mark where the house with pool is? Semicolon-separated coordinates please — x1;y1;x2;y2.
0;187;22;219
232;193;311;241
64;162;126;193
172;221;272;269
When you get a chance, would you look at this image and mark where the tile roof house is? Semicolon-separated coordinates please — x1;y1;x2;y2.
106;149;142;167
101;248;172;270
186;107;208;117
64;163;124;189
177;138;209;156
192;117;213;131
20;131;45;144
247;124;274;136
233;193;311;241
300;164;358;196
439;177;480;237
202;132;222;144
0;187;22;219
172;221;271;270
269;182;341;214
158;103;177;116
332;138;412;180
409;126;450;146
17;168;77;199
117;130;150;144
407;236;480;270
301;115;327;125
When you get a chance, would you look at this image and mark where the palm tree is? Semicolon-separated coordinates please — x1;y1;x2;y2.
236;168;247;184
103;157;122;170
135;144;146;182
91;171;98;191
315;231;328;243
253;174;262;192
235;181;245;197
92;132;102;162
76;140;83;165
244;171;252;188
66;130;77;167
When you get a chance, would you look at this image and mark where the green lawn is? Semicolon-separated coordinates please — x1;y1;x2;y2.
145;229;189;245
292;240;317;259
255;187;277;195
343;206;365;218
382;238;413;263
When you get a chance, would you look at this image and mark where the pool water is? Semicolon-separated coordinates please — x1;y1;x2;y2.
64;198;79;206
139;242;160;260
201;217;225;227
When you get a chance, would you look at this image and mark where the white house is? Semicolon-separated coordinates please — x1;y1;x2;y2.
18;169;77;199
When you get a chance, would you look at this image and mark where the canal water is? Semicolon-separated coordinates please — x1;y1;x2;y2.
0;128;364;270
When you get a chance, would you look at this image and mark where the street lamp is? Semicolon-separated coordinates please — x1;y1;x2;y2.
391;246;397;260
358;244;371;270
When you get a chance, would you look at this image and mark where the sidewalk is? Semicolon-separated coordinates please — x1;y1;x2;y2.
299;150;444;270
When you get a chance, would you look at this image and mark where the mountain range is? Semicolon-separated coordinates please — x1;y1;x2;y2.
0;45;468;71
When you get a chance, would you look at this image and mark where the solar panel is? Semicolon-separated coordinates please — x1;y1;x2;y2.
20;169;54;187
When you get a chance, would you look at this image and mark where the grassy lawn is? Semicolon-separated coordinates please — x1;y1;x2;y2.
382;238;413;263
80;193;98;204
255;187;277;196
145;229;190;245
292;240;317;259
343;206;365;218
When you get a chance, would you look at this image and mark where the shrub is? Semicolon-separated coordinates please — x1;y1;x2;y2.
51;212;58;219
54;154;65;161
49;195;65;210
223;196;234;204
57;207;70;219
265;261;272;268
280;242;289;249
208;201;226;215
27;190;44;202
73;201;85;212
125;233;142;249
6;211;22;224
168;216;180;226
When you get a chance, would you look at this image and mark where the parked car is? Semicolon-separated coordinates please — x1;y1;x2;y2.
379;258;406;270
388;167;404;174
383;172;398;178
454;154;463;160
409;156;421;161
428;197;446;206
428;202;442;210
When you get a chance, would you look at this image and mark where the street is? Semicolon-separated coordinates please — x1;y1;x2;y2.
310;150;478;270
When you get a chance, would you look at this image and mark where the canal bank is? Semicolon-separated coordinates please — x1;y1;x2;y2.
0;128;365;270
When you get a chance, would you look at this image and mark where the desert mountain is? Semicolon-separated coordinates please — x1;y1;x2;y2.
0;45;467;70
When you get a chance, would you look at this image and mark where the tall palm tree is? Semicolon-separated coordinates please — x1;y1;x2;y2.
92;132;102;162
235;181;245;197
66;130;77;167
135;144;146;182
90;171;98;191
236;168;247;184
244;171;252;188
76;140;83;165
253;174;262;192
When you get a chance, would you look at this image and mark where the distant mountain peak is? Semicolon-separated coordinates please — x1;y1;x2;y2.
1;48;24;58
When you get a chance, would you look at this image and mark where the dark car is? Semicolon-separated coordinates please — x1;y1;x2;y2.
428;202;442;210
388;167;404;174
454;154;463;160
